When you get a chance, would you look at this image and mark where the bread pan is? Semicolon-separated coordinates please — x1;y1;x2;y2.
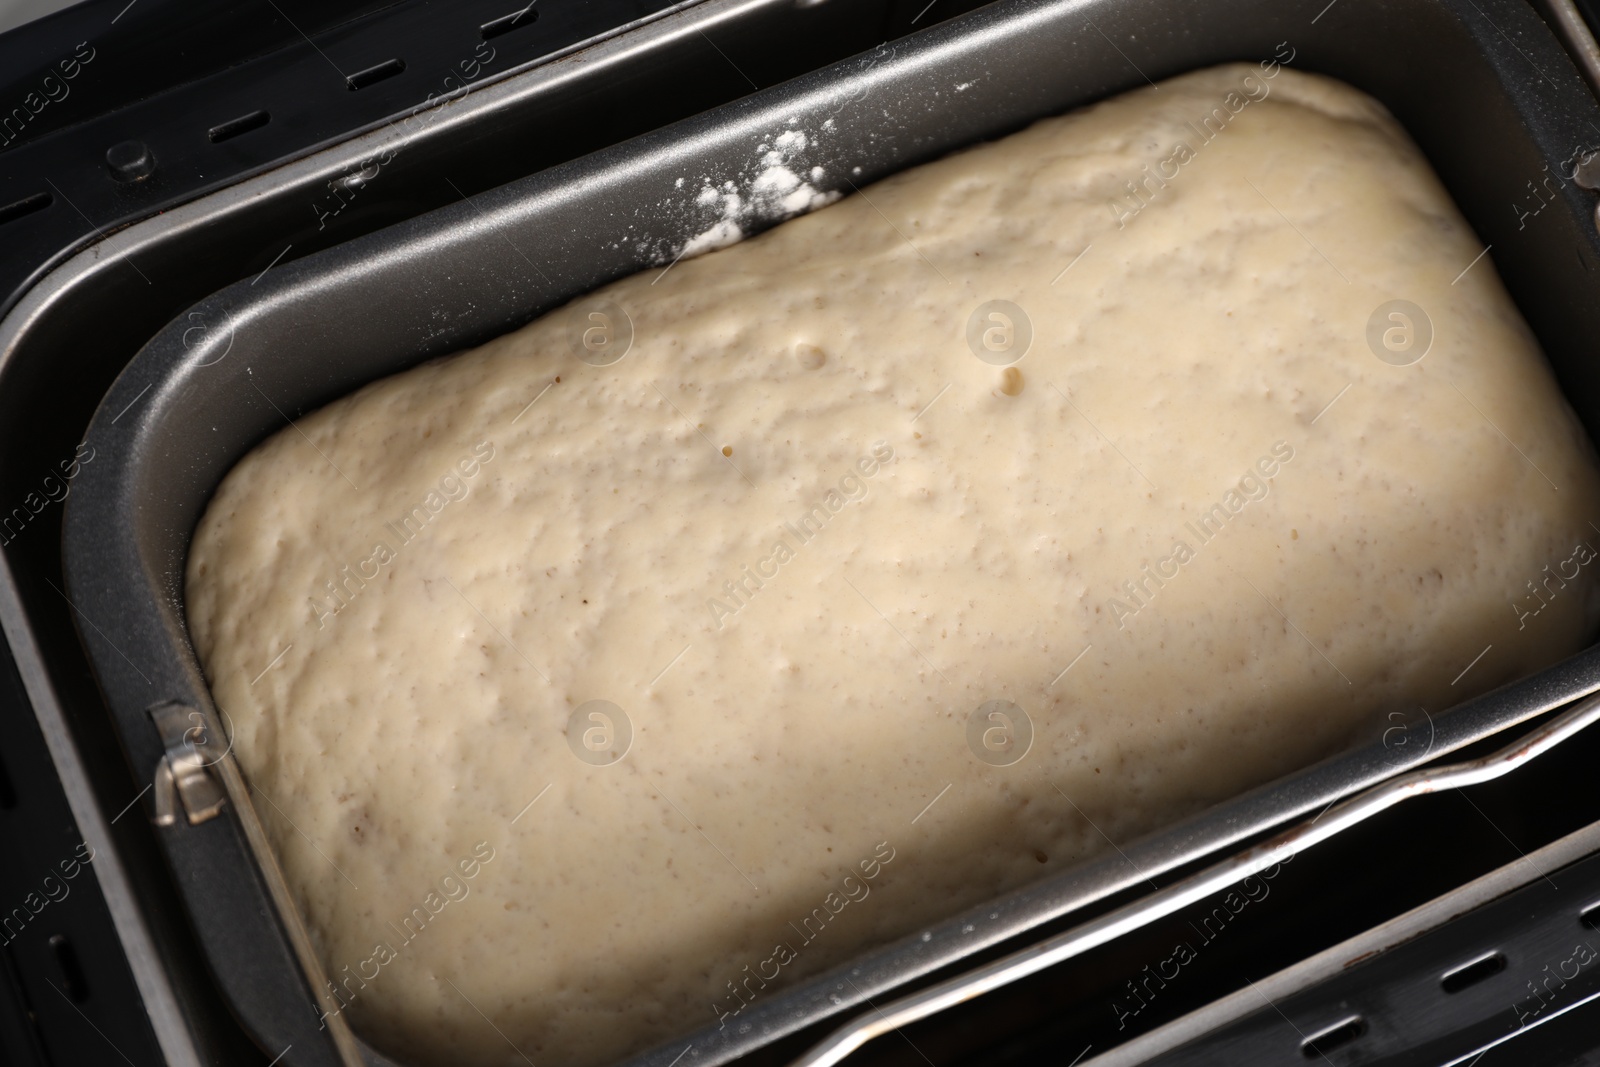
58;0;1600;1063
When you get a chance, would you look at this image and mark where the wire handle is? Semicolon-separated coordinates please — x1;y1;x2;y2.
790;690;1600;1067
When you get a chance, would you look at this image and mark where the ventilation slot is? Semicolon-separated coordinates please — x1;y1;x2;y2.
208;110;270;143
0;192;51;227
0;752;16;808
481;7;538;39
1301;1016;1365;1059
1441;952;1505;993
346;59;405;91
48;934;89;1002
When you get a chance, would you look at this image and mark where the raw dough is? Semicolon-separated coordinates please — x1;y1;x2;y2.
186;64;1600;1067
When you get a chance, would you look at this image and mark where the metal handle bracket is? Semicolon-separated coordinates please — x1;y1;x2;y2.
148;702;228;826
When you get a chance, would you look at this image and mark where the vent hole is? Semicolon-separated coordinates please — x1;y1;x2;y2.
0;752;16;808
48;934;89;1002
481;7;538;39
1441;952;1506;994
208;110;270;143
0;192;51;227
1301;1016;1365;1058
346;58;405;91
1582;901;1600;929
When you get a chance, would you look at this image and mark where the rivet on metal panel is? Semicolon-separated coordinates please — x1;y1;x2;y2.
148;702;228;826
105;140;156;183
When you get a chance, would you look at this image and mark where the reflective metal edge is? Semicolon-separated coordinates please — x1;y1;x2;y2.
1542;0;1600;100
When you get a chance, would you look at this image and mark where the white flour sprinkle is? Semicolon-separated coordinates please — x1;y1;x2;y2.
674;122;840;262
773;129;807;154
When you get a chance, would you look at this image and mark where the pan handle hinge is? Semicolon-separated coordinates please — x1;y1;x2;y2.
149;702;228;826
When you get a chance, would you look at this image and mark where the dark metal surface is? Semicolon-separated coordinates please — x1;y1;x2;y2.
1145;843;1600;1066
0;0;689;321
0;636;166;1067
0;0;966;331
25;0;1600;1066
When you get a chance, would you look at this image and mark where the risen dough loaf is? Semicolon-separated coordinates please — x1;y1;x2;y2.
186;65;1600;1067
